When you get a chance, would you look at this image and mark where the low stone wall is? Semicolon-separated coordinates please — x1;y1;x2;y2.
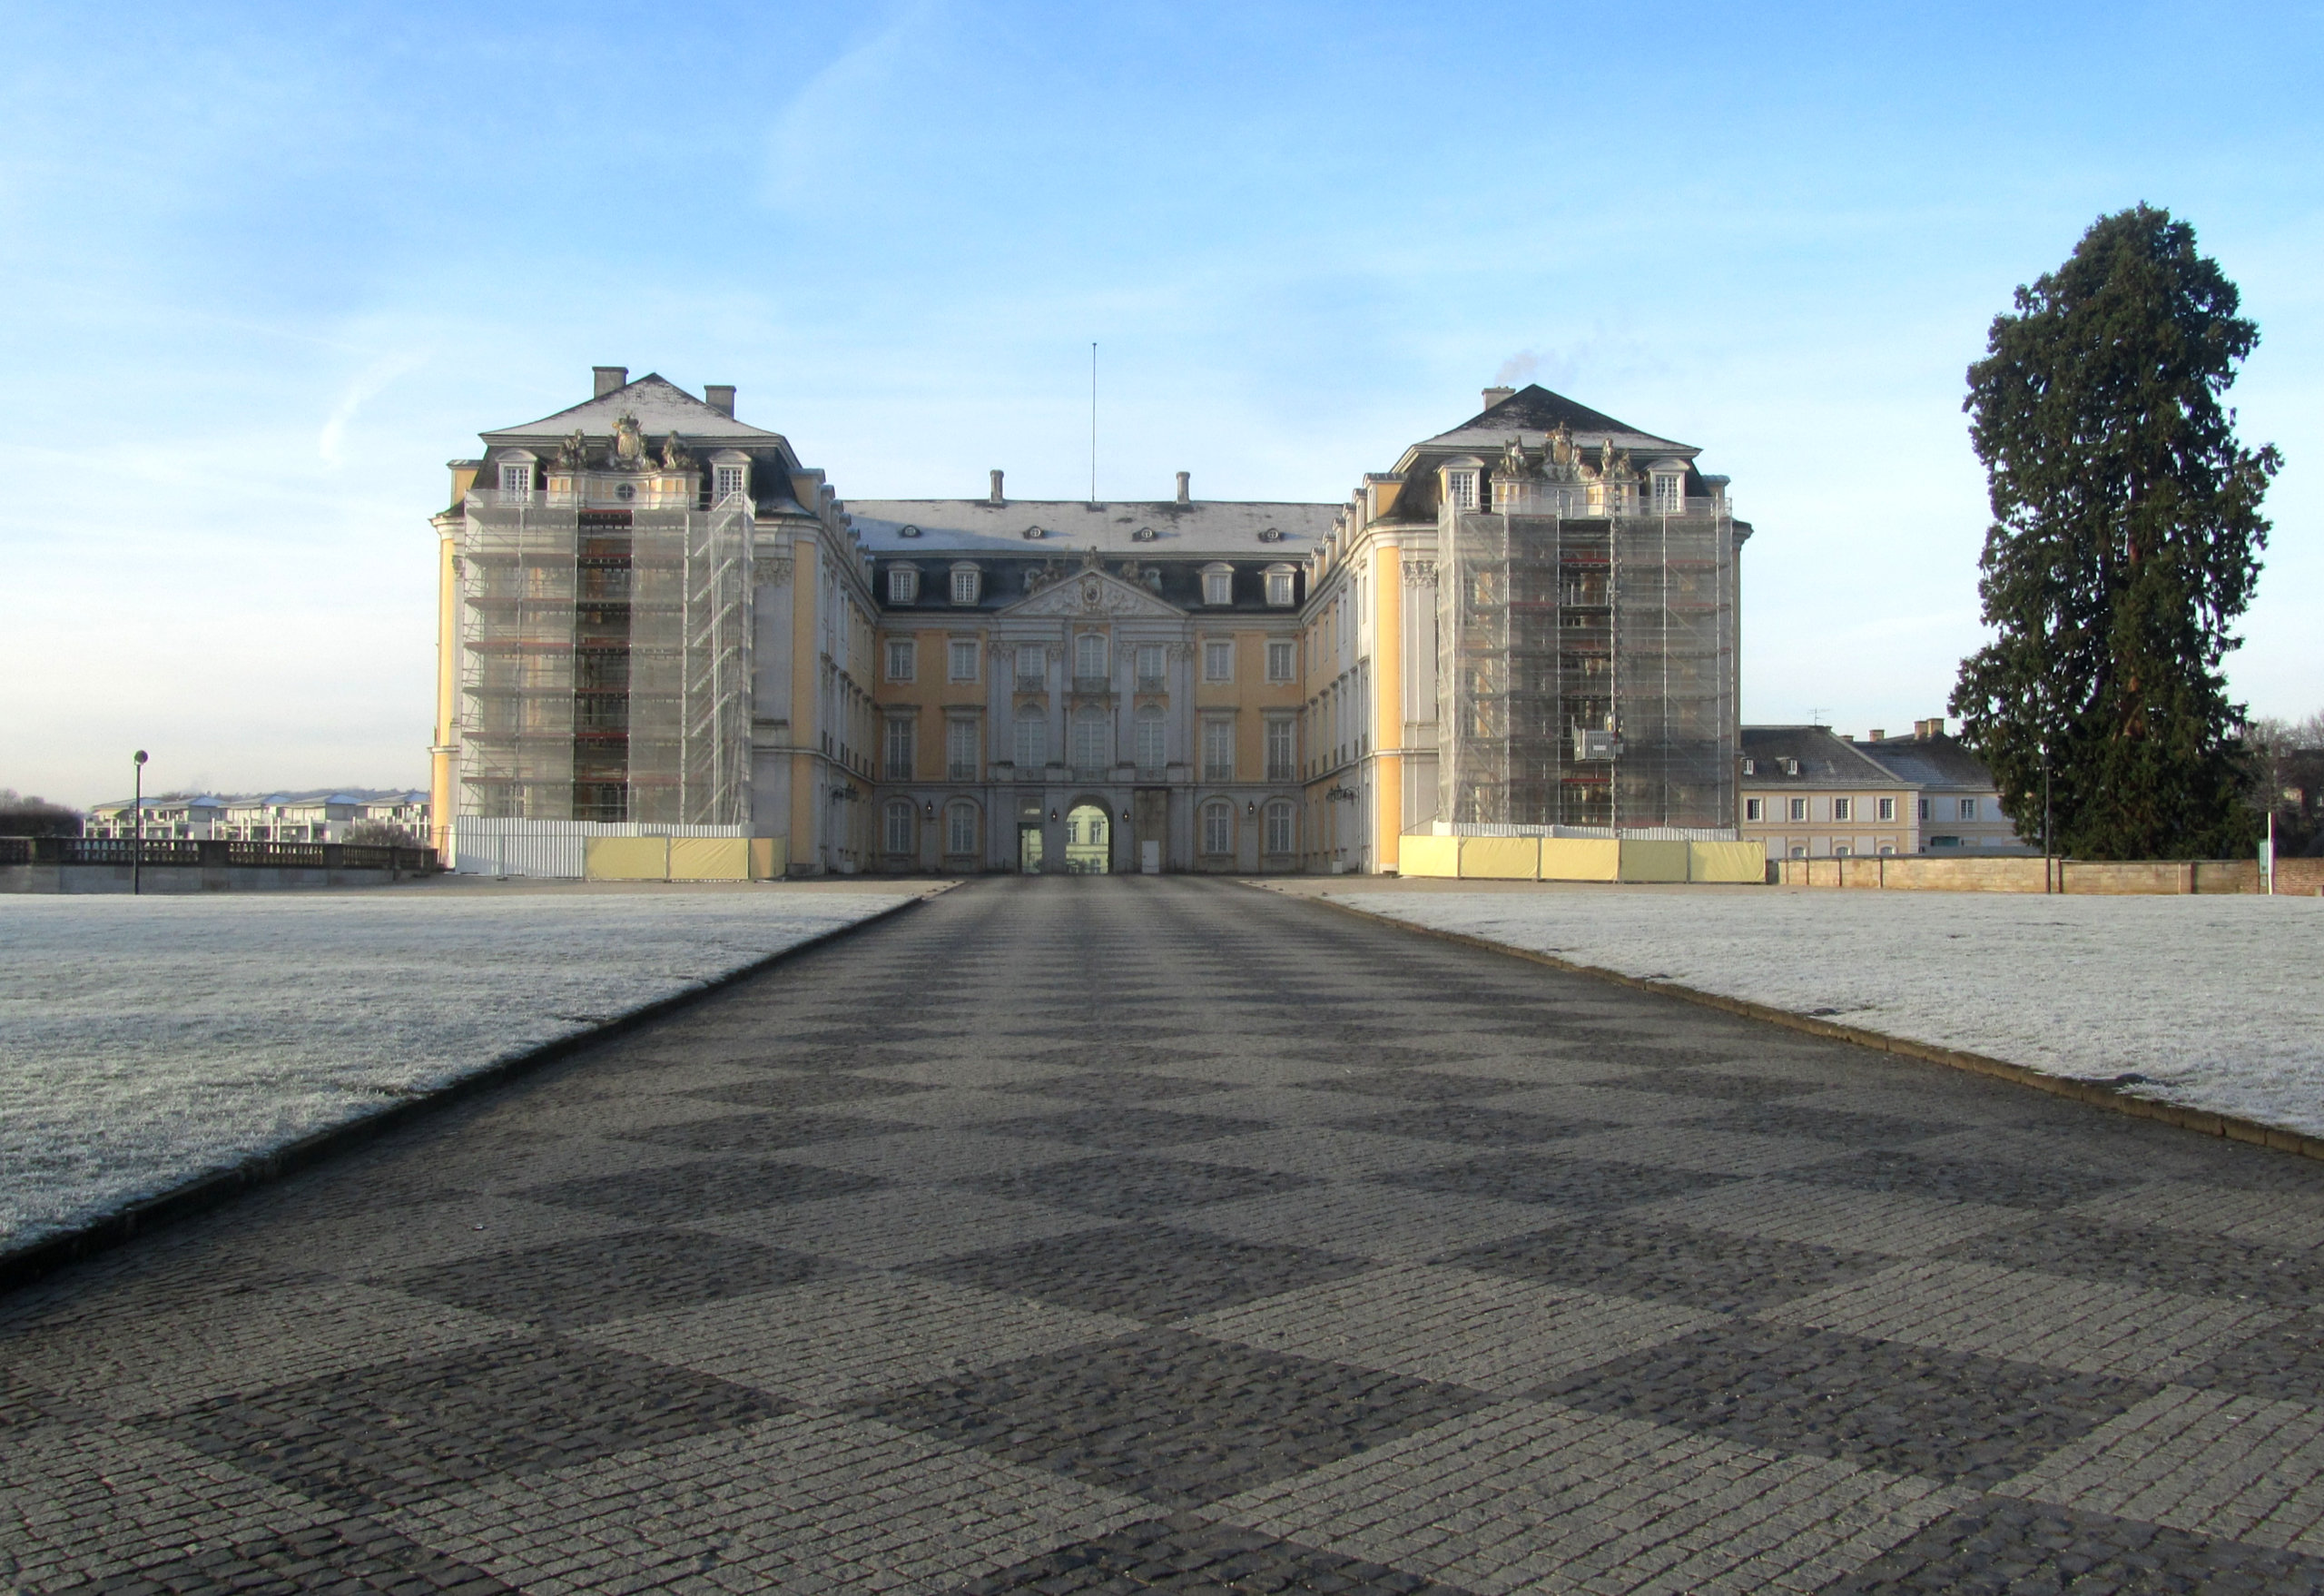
2;862;427;893
1771;854;2324;895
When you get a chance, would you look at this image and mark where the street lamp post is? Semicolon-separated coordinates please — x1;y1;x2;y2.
132;750;148;896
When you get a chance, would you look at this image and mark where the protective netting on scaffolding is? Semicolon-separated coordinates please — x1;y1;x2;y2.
1438;442;1738;834
458;496;577;820
458;490;752;826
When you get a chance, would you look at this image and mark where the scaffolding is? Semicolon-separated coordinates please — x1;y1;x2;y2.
459;488;753;826
1438;479;1738;833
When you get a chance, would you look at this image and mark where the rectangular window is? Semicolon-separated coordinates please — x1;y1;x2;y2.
884;803;914;855
883;717;914;781
1203;640;1234;683
1833;797;1853;822
950;567;979;605
1877;796;1896;822
1265;570;1295;606
888;566;919;604
1202;803;1233;856
946;718;978;780
1918;797;1931;821
1265;640;1295;682
1135;711;1167;770
1202;719;1234;782
1136;645;1165;689
885;639;915;682
1745;798;1765;822
1203;569;1233;606
1075;633;1107;678
1651;473;1683;514
1071;711;1109;771
1013;715;1047;769
948;640;978;682
497;463;531;498
1264;803;1294;854
714;464;748;501
1960;797;1978;821
946;803;978;855
1016;644;1045;686
1265;719;1295;782
1448;470;1478;510
1788;797;1807;823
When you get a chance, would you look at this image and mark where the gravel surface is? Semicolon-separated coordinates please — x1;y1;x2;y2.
0;890;906;1253
1332;889;2324;1139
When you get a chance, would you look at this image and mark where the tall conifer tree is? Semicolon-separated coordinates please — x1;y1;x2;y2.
1951;205;2280;860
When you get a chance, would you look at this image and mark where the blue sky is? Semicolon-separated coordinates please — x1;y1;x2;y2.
4;1;2317;805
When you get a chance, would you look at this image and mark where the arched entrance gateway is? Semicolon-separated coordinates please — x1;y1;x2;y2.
1063;803;1110;873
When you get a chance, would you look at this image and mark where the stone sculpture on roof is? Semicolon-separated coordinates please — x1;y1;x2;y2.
660;433;692;472
557;429;587;468
610;412;648;470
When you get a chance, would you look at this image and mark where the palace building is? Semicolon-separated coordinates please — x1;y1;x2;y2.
429;370;1750;875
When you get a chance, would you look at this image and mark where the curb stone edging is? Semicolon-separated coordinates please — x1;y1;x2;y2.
1265;882;2324;1166
0;883;955;1296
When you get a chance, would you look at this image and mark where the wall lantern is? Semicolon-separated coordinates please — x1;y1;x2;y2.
1120;809;1131;823
1246;801;1256;815
1049;807;1059;822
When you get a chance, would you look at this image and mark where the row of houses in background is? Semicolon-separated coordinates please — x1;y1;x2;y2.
1737;721;2026;859
61;727;2024;862
79;790;430;844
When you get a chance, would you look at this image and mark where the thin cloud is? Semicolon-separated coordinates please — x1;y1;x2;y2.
319;351;428;469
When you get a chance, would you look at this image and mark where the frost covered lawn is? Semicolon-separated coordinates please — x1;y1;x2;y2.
1325;884;2324;1138
0;887;911;1255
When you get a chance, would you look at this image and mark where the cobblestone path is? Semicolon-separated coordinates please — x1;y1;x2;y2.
7;876;2324;1593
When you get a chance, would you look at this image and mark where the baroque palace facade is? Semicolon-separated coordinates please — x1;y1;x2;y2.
429;369;1748;874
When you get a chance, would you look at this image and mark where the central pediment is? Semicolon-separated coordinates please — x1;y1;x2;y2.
1000;565;1185;620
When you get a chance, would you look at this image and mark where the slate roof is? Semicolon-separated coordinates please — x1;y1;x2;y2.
481;374;779;444
1411;384;1697;461
847;498;1339;558
1738;726;1902;788
1853;734;1996;792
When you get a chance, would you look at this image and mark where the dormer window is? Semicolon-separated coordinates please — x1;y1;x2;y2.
1264;564;1296;606
950;564;981;605
497;460;534;500
713;462;749;502
888;566;920;604
1441;458;1482;512
1201;564;1234;606
1649;462;1686;515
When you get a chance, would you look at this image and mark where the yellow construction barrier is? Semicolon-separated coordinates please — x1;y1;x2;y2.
1617;840;1690;882
585;836;671;881
1687;841;1767;883
668;837;750;882
750;838;786;880
1460;836;1541;879
1397;834;1460;877
1538;838;1620;881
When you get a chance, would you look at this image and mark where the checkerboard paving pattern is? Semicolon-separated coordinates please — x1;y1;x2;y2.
7;877;2324;1593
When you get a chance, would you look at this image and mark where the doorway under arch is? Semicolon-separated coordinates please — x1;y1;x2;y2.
1064;803;1110;874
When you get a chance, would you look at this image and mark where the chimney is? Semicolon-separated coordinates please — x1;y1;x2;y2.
1868;728;1886;742
1175;470;1190;505
1482;386;1516;409
989;469;1005;507
593;365;627;398
704;384;735;417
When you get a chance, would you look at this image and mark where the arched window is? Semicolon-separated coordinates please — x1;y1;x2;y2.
1071;706;1110;772
1074;631;1108;679
1263;801;1295;856
1201;800;1234;857
945;800;980;857
1135;705;1167;771
883;800;915;856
